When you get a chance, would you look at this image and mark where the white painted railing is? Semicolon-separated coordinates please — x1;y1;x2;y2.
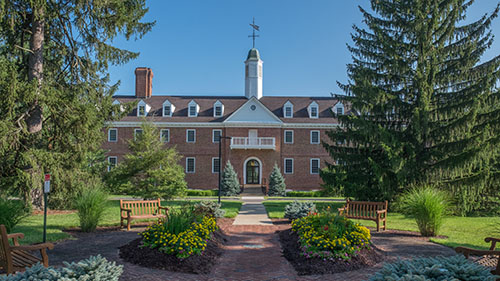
230;137;276;150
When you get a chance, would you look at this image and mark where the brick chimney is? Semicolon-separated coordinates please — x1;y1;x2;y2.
135;67;153;98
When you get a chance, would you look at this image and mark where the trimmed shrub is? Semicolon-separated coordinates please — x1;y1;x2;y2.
73;185;108;232
397;186;449;236
268;164;286;196
194;200;226;218
187;189;219;196
286;190;324;197
220;161;240;196
370;255;496;281
0;255;123;281
284;201;316;221
292;213;371;260
0;197;28;233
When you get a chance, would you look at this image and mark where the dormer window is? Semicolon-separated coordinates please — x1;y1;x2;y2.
308;101;319;119
334;102;344;115
283;101;293;118
213;100;224;117
112;100;124;116
188;100;199;117
162;100;175;117
137;100;150;117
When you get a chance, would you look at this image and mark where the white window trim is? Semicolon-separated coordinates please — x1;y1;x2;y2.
160;129;170;143
213;100;224;117
212;157;220;174
212;129;222;143
134;129;143;140
107;156;117;172
334;103;344;115
186;129;196;143
137;100;150;117
310;158;320;174
284;130;294;144
108;128;117;142
308;102;319;119
284;158;294;174
186;157;196;173
188;100;199;117
310;130;320;144
162;100;175;117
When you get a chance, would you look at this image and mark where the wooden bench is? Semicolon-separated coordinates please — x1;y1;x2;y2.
455;237;500;279
120;198;168;231
0;224;54;275
338;199;388;231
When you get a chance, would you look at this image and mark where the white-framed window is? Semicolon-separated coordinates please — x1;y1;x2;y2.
160;129;170;143
137;100;150;117
308;101;319;119
284;158;294;174
310;158;320;174
213;129;222;143
188;100;199;117
186;129;196;143
283;101;293;118
162;100;175;117
310;130;320;144
108;128;117;142
213;100;224;117
134;129;143;140
186;157;195;173
212;157;220;173
334;103;344;115
284;130;294;144
107;156;117;172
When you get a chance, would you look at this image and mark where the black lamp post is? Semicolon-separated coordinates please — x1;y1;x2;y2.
218;135;232;204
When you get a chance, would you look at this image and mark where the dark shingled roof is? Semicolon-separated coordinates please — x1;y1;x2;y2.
113;95;343;123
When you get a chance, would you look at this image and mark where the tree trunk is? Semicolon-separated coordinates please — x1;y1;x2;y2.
26;7;44;134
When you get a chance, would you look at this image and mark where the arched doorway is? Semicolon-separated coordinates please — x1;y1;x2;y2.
244;158;261;185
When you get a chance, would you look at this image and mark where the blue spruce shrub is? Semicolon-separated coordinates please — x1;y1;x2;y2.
268;164;286;197
220;161;241;196
370;255;497;281
0;255;123;281
284;201;316;221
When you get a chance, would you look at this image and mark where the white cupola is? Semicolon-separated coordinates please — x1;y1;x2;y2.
244;48;263;99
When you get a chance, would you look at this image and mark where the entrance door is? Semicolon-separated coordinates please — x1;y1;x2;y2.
246;160;260;184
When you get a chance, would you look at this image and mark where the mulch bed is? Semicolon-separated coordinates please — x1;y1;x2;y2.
119;229;227;274
278;228;384;275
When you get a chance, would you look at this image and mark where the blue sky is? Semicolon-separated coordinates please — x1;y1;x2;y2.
108;1;500;97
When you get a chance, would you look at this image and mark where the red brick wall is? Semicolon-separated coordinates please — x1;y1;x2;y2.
103;126;335;191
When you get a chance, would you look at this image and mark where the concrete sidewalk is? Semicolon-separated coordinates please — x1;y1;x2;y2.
232;196;273;225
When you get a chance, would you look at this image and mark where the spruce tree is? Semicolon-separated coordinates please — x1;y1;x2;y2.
268;163;286;197
220;161;240;196
0;1;153;208
322;0;500;214
105;121;187;200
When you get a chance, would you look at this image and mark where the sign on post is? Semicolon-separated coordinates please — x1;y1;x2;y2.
44;174;50;193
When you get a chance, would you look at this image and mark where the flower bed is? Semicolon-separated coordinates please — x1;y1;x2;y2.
291;213;371;260
140;216;218;259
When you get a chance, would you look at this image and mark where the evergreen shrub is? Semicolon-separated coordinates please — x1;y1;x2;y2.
286;191;324;197
284;201;316;221
0;255;123;281
268;164;286;196
73;185;108;232
0;197;28;233
194;200;225;218
370;255;496;281
220;161;240;196
187;189;219;196
397;186;449;236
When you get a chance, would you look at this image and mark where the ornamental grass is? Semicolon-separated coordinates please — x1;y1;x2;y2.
291;210;371;260
140;208;218;259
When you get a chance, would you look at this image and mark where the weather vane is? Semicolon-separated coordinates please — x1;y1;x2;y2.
248;17;260;48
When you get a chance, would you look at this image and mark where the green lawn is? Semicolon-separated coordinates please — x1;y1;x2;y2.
12;199;242;245
263;200;500;250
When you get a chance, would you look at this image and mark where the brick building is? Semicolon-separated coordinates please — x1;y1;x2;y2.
103;48;344;191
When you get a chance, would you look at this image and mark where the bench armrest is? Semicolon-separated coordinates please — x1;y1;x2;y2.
158;206;169;215
485;237;500;250
11;242;54;251
7;233;25;246
120;208;132;216
376;210;387;214
338;207;347;215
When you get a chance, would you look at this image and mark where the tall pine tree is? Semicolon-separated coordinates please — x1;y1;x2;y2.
0;1;153;208
322;0;500;214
